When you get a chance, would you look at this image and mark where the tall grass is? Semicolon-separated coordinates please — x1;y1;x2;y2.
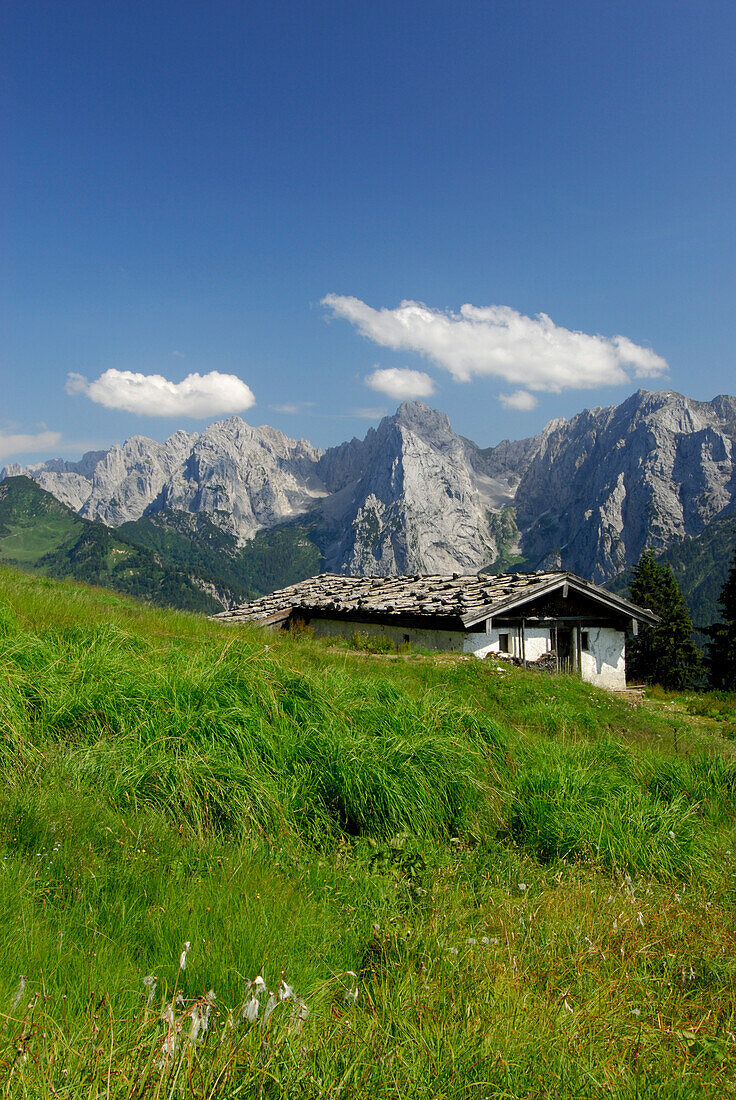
0;565;735;1096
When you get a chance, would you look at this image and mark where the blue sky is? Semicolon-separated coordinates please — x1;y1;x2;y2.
3;0;736;463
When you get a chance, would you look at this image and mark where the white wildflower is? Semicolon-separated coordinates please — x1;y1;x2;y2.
466;937;477;946
156;1030;178;1069
481;937;490;945
518;883;528;892
668;830;676;840
631;1008;641;1017
189;1009;203;1042
252;974;267;995
242;996;259;1022
179;941;191;971
191;992;215;1042
4;976;26;1032
262;992;277;1026
278;980;294;1002
10;976;26;1014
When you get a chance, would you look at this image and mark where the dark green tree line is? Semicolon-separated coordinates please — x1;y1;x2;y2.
707;545;736;690
627;549;702;689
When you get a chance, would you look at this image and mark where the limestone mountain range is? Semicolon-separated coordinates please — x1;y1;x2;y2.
4;388;736;586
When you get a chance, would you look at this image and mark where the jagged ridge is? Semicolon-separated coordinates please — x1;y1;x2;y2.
4;389;736;586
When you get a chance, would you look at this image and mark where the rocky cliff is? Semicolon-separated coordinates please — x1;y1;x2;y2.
515;390;736;581
5;390;736;583
4;418;326;541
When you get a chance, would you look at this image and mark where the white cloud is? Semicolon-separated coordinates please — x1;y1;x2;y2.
0;430;62;462
351;407;387;419
323;296;668;395
499;390;539;411
365;367;435;400
66;369;256;418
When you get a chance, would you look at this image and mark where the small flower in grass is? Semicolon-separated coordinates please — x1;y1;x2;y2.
278;977;294;1002
480;936;490;945
242;975;267;1022
189;991;215;1042
466;937;476;946
448;946;459;955
10;976;26;1014
631;1008;641;1017
343;971;358;1003
262;992;277;1026
668;830;676;840
518;883;527;892
179;941;191;971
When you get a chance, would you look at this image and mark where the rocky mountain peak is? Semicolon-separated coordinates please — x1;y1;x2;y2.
4;388;736;584
393;400;454;440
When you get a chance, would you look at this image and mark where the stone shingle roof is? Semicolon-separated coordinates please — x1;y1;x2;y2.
213;569;656;630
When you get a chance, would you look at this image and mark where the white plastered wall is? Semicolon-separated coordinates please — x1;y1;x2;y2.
306;616;627;689
465;624;627;689
578;627;627;690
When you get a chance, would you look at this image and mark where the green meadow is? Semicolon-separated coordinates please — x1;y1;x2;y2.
0;565;734;1097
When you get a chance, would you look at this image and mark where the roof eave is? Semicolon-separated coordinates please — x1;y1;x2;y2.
461;572;661;628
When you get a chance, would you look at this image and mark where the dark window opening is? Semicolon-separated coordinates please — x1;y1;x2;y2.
403;634;410;644
581;631;590;651
498;633;510;653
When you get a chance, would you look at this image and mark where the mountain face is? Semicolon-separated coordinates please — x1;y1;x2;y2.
4;390;736;588
4;419;325;537
515;390;736;581
314;402;536;574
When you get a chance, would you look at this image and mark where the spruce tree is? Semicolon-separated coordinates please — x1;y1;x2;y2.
627;549;702;689
707;545;736;690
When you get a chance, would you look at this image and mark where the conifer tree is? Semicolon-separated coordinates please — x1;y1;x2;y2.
627;549;702;689
707;545;736;690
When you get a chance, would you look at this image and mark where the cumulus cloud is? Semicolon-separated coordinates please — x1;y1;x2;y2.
365;367;435;400
499;390;539;411
323;296;668;396
66;369;256;418
0;430;62;462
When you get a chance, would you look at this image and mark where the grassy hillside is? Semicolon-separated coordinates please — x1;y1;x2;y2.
0;477;238;613
119;510;324;599
0;564;735;1096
